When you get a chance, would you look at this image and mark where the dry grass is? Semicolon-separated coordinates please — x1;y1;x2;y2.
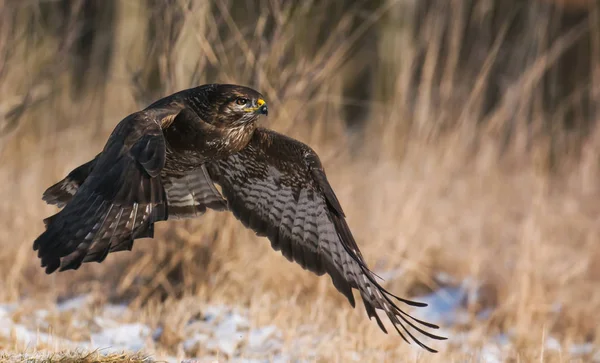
0;1;599;362
0;351;153;363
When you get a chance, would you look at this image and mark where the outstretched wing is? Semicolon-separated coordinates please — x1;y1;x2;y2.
36;104;229;273
34;107;176;274
207;128;446;352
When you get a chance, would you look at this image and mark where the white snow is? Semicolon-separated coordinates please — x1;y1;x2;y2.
176;305;286;360
247;325;281;354
410;277;599;362
90;323;151;353
0;294;291;361
1;274;597;362
56;295;91;312
415;283;471;326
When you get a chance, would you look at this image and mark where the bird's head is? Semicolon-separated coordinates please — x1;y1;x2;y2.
203;84;268;127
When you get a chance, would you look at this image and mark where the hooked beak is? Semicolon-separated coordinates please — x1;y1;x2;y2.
256;98;268;116
245;98;268;115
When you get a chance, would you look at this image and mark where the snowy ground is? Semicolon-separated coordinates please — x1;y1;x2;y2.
413;276;599;363
0;296;293;362
0;276;597;362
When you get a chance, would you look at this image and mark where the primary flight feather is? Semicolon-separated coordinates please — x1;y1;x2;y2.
34;84;446;352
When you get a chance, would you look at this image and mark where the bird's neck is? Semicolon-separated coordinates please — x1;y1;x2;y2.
220;122;257;154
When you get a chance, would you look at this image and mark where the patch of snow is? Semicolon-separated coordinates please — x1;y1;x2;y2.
202;305;227;323
0;303;17;318
211;311;249;356
413;277;497;328
56;295;90;312
183;333;211;353
103;303;128;318
414;283;470;326
34;309;49;321
93;315;122;330
492;333;511;347
545;336;597;359
3;278;594;362
476;334;514;363
545;336;562;351
476;307;493;320
90;323;151;352
569;342;595;356
412;277;598;362
152;326;164;341
0;317;80;350
247;325;282;354
477;344;503;363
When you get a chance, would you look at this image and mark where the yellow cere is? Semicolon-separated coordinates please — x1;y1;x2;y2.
257;98;265;107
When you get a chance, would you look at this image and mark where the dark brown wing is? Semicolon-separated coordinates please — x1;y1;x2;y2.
36;107;228;272
33;106;178;274
42;154;100;208
207;128;446;352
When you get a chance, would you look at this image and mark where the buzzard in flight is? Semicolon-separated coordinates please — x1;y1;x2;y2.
34;84;446;352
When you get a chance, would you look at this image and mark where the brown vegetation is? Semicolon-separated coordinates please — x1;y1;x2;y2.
0;1;598;361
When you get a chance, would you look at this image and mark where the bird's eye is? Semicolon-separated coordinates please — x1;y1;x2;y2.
236;98;248;106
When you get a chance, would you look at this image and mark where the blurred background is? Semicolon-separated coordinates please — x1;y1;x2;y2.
0;0;599;362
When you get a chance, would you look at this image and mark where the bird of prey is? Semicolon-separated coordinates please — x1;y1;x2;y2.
33;84;446;352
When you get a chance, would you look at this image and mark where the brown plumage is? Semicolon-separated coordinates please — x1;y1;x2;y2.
34;84;446;352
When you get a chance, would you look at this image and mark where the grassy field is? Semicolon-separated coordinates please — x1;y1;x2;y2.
0;1;599;362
